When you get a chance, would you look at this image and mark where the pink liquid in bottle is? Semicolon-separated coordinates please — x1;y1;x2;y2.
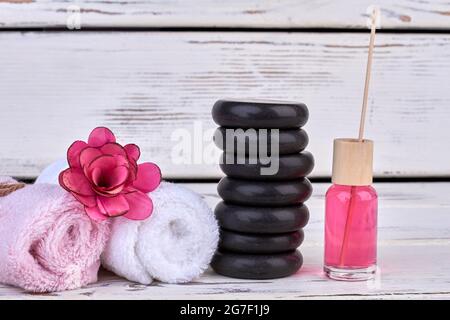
324;184;378;281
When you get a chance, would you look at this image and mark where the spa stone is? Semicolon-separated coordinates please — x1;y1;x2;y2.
220;151;314;180
219;229;304;254
215;202;309;234
214;127;309;155
211;250;303;279
212;99;309;128
217;177;312;206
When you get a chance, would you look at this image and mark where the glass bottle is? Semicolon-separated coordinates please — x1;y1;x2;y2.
324;138;378;281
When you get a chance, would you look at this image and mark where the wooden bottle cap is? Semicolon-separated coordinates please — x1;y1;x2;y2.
332;138;373;186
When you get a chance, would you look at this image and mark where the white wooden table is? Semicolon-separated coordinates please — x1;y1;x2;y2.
1;182;448;300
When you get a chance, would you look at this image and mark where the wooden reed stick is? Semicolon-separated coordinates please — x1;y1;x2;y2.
339;8;379;268
358;8;379;141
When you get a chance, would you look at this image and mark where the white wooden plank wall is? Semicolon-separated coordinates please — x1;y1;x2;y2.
0;0;450;29
0;32;449;178
0;1;449;179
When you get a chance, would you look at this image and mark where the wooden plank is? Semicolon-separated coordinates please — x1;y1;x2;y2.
0;182;449;299
0;32;449;179
0;0;450;30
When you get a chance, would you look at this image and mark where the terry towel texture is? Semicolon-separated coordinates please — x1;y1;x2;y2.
101;182;219;284
0;177;109;292
37;161;219;284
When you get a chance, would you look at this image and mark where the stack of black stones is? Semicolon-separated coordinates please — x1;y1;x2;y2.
210;99;314;279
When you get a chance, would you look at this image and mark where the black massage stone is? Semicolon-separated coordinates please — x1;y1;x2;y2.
211;98;312;279
219;229;304;254
220;151;314;180
217;177;313;206
212;99;309;128
211;250;303;279
214;127;309;155
215;202;309;234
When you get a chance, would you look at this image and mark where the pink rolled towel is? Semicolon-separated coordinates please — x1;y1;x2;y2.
0;177;109;292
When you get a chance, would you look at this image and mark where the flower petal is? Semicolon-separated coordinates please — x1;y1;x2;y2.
87;155;117;174
101;142;127;157
79;147;103;169
67;140;88;168
72;192;97;207
59;168;94;196
96;195;107;214
133;163;161;193
91;165;129;195
124;144;140;161
85;206;108;221
88;127;116;147
123;190;153;220
87;155;120;189
113;154;129;168
127;159;138;182
109;165;129;188
97;194;130;217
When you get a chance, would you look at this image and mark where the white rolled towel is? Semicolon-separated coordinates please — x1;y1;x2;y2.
36;160;219;284
35;158;69;185
102;182;219;284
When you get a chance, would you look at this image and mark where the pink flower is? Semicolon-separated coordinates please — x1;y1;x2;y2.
59;127;161;221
